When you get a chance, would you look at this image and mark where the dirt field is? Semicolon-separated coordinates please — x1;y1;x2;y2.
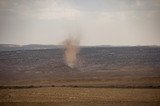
0;87;160;105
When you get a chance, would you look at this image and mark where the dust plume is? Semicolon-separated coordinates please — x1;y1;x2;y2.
63;37;80;68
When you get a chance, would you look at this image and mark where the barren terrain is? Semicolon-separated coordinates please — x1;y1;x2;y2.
0;46;160;105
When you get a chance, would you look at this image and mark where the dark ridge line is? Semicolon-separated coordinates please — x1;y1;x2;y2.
0;85;160;89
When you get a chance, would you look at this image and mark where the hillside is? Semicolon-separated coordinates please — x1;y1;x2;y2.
0;46;160;87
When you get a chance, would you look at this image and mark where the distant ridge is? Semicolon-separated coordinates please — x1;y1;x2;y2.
0;44;62;51
0;44;159;51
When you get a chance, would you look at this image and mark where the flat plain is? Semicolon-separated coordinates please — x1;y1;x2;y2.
0;87;160;106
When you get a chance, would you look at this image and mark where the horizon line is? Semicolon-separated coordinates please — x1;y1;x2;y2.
0;43;160;47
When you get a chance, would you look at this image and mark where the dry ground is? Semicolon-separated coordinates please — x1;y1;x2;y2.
0;87;160;106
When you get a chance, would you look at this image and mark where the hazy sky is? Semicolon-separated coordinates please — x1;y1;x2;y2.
0;0;160;46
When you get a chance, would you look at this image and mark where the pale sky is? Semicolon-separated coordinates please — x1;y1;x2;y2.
0;0;160;46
